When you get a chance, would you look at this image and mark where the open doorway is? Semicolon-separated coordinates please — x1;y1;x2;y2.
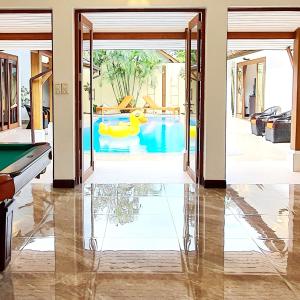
226;9;300;184
75;10;205;184
235;57;266;118
0;11;53;183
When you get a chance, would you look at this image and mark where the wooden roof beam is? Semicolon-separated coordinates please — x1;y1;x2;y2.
228;32;296;40
0;31;296;41
92;32;186;40
0;33;52;40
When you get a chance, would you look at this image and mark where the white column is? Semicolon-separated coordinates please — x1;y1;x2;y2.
52;6;75;182
203;6;227;185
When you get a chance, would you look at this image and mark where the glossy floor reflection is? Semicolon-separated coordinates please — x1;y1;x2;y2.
1;184;300;299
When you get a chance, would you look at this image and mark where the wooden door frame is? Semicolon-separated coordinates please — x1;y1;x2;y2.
8;58;19;129
235;64;247;118
0;52;18;131
185;13;205;184
236;57;266;118
74;8;206;185
75;12;94;184
161;64;166;112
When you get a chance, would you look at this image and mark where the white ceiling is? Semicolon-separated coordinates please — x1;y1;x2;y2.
0;13;51;33
0;11;299;50
227;39;294;51
227;11;299;50
0;40;51;50
0;11;299;34
93;39;195;50
84;12;197;32
228;11;300;32
0;39;292;51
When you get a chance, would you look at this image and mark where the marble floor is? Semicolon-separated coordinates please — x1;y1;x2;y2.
227;117;300;184
1;183;300;299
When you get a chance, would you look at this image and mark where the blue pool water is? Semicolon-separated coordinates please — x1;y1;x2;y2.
84;115;195;153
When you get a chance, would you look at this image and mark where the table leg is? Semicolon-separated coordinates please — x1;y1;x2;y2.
0;199;14;272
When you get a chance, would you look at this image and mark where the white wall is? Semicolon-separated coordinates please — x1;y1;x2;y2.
264;51;293;112
2;0;299;183
228;50;293;117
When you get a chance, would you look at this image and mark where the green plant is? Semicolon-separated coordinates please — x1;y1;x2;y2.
164;50;197;64
83;82;90;92
93;50;161;106
93;104;98;113
21;86;30;107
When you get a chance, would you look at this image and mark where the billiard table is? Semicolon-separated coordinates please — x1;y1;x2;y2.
0;142;52;271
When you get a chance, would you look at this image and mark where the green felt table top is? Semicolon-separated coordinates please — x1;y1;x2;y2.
0;144;36;171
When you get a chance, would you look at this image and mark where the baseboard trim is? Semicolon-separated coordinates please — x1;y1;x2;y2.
203;180;226;189
53;179;75;188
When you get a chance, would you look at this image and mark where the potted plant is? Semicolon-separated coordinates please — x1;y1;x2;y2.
20;86;30;124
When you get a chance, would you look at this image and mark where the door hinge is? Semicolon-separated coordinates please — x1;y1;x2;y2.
196;120;201;128
197;72;201;81
79;73;82;82
79;119;82;128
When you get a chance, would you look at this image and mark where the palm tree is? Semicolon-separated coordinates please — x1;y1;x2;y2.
93;50;161;106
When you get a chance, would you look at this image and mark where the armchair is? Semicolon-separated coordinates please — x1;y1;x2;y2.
250;106;281;136
265;111;291;143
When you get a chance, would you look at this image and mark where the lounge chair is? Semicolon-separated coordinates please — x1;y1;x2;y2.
250;106;281;136
265;111;291;143
143;96;180;115
96;96;136;114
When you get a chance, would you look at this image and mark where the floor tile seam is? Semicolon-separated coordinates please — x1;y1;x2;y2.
250;234;291;279
275;273;300;300
252;232;300;299
14;204;54;245
95;214;109;271
165;195;185;250
12;236;32;257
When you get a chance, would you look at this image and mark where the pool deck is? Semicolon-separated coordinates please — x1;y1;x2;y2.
87;152;192;184
1;117;300;184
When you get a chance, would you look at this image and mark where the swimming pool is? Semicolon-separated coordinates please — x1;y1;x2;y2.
84;114;195;153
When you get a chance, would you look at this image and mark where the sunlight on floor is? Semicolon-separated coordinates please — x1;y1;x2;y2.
227;117;300;184
87;153;192;184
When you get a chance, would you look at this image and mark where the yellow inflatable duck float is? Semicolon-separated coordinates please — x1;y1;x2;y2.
190;126;196;138
99;110;148;138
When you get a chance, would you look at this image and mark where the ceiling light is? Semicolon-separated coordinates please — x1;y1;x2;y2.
127;0;150;6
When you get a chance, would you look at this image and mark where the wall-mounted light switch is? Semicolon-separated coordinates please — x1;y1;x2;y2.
55;83;61;95
61;83;69;95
